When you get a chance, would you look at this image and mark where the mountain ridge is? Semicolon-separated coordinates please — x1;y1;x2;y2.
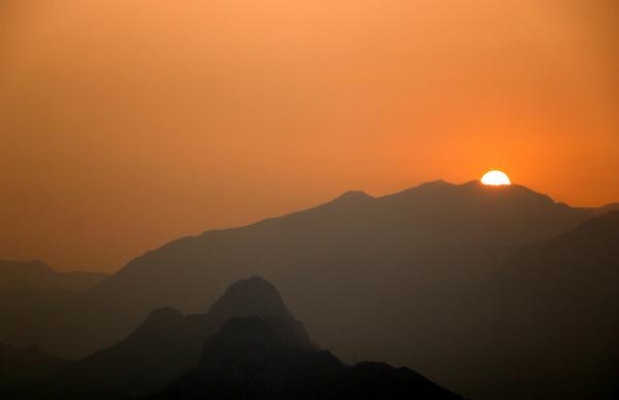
148;316;465;400
18;180;613;361
0;260;108;291
38;277;314;399
1;180;617;400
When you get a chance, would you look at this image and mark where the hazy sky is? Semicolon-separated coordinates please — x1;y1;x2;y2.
1;1;618;272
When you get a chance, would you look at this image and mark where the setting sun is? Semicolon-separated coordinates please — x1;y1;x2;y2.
481;170;511;186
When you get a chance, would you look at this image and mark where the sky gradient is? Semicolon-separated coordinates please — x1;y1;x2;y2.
1;1;618;272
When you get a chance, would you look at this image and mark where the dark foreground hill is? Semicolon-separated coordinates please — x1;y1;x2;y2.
15;277;313;400
4;278;463;400
147;316;464;400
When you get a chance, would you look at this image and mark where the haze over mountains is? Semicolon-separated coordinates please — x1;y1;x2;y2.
0;180;617;400
2;277;464;400
0;260;107;291
44;277;314;399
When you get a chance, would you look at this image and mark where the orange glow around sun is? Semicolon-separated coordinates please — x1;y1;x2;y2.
481;170;512;186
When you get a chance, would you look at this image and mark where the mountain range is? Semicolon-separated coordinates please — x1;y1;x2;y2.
44;277;313;399
0;180;617;400
1;277;464;400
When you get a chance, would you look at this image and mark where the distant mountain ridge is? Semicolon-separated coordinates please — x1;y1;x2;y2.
75;181;601;329
0;260;108;291
94;180;598;305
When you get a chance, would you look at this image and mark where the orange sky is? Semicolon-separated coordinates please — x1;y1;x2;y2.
1;0;618;272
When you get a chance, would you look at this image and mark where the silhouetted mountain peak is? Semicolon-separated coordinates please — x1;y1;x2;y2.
206;276;293;321
458;180;555;202
321;190;374;210
202;277;316;350
388;179;456;198
420;179;452;188
381;180;564;220
336;190;373;201
153;316;464;400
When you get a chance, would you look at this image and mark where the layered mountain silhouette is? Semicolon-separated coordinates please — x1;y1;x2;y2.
5;277;463;400
0;260;107;291
29;277;313;399
148;316;464;400
28;181;607;356
93;181;605;317
0;180;617;400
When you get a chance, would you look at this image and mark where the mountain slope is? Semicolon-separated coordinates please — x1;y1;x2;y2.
2;181;616;400
148;316;465;400
489;210;619;400
96;181;595;302
43;277;313;399
38;181;599;357
100;181;589;301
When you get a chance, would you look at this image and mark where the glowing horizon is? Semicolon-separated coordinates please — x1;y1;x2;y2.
0;1;617;272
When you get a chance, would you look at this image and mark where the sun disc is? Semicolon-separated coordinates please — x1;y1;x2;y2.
481;170;511;186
